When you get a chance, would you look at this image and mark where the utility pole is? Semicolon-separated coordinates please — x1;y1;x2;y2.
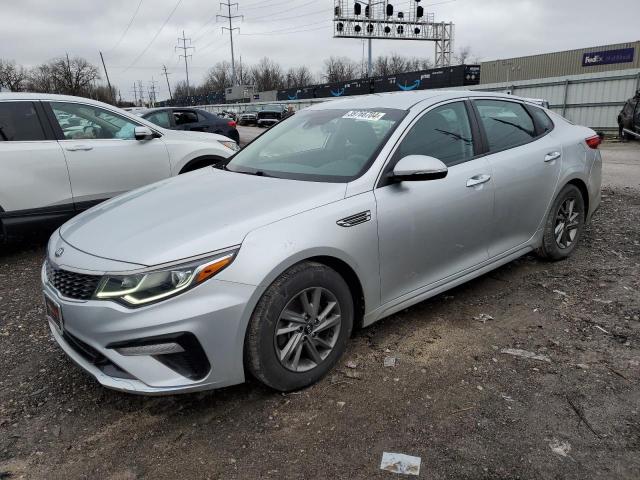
131;82;138;106
148;77;158;107
162;64;173;101
175;31;194;96
217;1;242;86
137;80;145;106
99;51;114;102
367;0;372;78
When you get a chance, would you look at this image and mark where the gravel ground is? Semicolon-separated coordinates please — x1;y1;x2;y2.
0;143;639;480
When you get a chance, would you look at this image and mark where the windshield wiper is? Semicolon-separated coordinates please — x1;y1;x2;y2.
490;117;534;136
435;128;472;144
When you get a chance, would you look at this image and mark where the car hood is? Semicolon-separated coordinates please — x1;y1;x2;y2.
59;168;346;267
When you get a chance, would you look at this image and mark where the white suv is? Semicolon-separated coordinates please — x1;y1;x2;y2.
0;93;238;238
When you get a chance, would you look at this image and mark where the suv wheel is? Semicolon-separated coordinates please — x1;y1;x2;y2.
537;184;585;260
244;262;353;391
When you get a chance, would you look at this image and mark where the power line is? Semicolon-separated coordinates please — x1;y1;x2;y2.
217;1;243;86
243;0;317;21
109;0;144;52
175;30;194;96
240;19;331;36
122;0;184;73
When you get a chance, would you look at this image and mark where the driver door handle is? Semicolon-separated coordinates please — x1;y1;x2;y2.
466;174;491;187
544;151;561;162
65;145;93;151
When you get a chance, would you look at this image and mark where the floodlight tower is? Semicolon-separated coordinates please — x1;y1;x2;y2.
333;0;454;71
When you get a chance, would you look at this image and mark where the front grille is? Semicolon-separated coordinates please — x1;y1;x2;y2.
259;112;279;120
46;262;101;300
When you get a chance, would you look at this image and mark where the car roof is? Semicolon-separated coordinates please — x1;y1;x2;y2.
307;90;536;111
0;92;120;105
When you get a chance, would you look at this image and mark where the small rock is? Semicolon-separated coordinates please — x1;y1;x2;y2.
345;360;358;369
336;401;346;408
384;356;397;367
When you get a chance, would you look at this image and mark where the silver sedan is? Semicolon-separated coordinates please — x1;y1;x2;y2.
41;90;602;394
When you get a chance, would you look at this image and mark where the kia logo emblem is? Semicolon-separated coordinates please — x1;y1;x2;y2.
55;247;64;258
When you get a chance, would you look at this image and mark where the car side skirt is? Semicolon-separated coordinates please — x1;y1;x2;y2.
364;242;538;326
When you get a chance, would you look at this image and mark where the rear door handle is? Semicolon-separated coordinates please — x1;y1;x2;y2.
65;145;93;152
466;174;491;187
544;151;561;162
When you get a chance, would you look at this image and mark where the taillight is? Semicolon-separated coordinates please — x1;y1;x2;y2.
585;135;601;149
228;120;236;128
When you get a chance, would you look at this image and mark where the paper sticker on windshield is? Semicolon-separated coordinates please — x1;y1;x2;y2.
342;111;386;121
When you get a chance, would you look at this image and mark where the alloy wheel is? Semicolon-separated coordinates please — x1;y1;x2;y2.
554;196;581;249
274;287;342;372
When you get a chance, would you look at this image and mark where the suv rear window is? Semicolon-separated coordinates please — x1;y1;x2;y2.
0;102;46;141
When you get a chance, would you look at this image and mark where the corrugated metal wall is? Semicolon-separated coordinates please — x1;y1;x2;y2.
449;69;640;131
481;41;640;84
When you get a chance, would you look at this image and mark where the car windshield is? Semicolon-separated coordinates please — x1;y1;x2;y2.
225;108;406;182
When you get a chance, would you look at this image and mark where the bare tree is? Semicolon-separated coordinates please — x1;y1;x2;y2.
0;59;28;91
454;46;479;65
323;56;358;83
285;66;314;88
43;56;100;96
202;61;235;92
250;57;285;91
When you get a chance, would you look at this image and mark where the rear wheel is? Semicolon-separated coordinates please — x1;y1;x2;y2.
244;262;353;391
537;184;585;260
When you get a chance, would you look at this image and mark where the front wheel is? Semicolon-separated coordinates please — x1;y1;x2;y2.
537;184;585;260
244;262;353;392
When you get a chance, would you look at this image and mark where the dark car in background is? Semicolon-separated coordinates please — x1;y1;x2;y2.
238;108;258;126
257;104;286;128
618;90;640;140
138;107;239;143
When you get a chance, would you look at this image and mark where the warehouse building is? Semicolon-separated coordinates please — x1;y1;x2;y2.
480;40;640;84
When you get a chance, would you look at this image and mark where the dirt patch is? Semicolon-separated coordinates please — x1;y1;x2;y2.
1;186;639;480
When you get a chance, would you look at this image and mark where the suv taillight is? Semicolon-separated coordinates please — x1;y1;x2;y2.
228;120;236;128
586;135;601;149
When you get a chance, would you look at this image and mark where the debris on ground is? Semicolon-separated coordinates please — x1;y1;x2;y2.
380;452;421;476
473;313;494;323
345;360;358;369
549;438;572;458
383;356;397;367
336;401;346;409
344;370;362;379
500;348;551;363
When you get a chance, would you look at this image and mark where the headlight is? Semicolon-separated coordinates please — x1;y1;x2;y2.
95;250;237;306
218;140;240;151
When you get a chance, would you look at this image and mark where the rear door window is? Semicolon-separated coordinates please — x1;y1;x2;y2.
474;100;536;152
145;110;172;128
173;110;199;126
0;102;46;141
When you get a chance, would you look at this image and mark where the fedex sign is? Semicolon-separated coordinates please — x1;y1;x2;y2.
582;48;635;67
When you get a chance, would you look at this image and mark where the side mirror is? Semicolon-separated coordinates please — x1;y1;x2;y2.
134;126;155;140
390;155;448;182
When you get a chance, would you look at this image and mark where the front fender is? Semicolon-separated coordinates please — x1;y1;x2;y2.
216;192;381;316
162;140;233;175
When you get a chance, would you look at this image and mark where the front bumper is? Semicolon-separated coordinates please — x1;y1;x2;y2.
257;118;279;126
42;259;259;395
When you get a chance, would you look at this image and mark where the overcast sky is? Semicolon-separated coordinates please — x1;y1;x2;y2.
1;0;638;101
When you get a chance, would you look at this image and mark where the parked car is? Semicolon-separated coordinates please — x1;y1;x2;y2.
0;93;239;239
42;90;601;395
257;104;286;127
138;107;240;144
618;90;640;140
238;108;258;126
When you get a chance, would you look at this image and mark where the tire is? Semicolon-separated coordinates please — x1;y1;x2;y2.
536;184;585;261
244;261;354;392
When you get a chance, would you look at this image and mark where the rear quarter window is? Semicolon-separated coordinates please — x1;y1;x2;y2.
528;106;554;134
